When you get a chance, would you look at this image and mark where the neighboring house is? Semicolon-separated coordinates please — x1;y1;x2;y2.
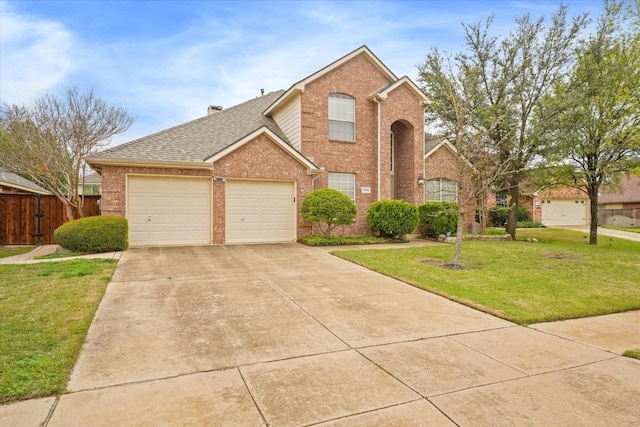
87;46;427;246
533;186;589;226
79;172;102;195
0;168;50;195
597;174;640;227
598;174;640;209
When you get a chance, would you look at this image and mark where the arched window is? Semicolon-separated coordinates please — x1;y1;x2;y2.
426;178;458;202
328;93;355;141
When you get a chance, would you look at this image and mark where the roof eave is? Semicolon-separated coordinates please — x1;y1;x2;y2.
86;157;213;173
0;182;50;195
371;76;429;104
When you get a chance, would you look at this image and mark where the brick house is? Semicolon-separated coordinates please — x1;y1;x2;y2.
87;46;428;246
423;138;478;230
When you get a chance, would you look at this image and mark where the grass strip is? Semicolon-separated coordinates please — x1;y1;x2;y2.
0;259;117;403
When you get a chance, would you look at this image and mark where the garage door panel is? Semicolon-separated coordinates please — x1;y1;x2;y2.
128;176;211;246
226;180;294;244
541;200;587;226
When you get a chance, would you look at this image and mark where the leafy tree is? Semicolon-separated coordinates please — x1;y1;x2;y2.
460;5;587;239
0;86;134;221
536;1;640;244
300;188;357;238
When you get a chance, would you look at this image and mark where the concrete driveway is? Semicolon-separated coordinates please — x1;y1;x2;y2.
4;244;639;426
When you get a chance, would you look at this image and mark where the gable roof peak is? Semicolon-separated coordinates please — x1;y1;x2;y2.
264;45;398;116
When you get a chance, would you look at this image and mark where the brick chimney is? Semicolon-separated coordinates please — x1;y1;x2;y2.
207;105;223;115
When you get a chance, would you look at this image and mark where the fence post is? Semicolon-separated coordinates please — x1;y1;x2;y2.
34;194;44;246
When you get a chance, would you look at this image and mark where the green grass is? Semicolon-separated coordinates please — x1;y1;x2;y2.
34;252;84;260
0;246;35;259
622;349;640;359
602;225;640;234
333;228;640;325
0;259;117;403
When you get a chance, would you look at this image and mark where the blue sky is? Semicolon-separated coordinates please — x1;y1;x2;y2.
1;0;604;147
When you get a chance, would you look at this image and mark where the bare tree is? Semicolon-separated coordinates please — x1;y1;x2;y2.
0;86;134;220
418;49;513;267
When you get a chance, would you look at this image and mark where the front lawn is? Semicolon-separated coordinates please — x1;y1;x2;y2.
0;259;117;403
0;246;35;259
333;229;640;325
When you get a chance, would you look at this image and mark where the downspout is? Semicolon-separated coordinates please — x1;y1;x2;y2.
373;97;381;201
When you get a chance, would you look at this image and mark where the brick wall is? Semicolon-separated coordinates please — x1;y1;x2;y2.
213;134;314;244
299;53;425;234
424;144;477;230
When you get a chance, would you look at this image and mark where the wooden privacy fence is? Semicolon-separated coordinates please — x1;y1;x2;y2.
598;208;639;228
0;194;100;245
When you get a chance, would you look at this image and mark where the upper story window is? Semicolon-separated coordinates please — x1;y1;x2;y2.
328;172;356;201
426;178;458;202
328;93;355;141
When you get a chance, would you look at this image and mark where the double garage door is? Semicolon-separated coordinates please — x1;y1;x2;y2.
127;176;294;246
541;199;588;226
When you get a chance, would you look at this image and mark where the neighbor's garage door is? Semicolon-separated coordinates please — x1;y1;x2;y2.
226;180;295;244
128;176;211;246
541;199;587;226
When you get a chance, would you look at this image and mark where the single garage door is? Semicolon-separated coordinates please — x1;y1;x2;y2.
226;180;295;244
128;176;211;246
541;199;587;226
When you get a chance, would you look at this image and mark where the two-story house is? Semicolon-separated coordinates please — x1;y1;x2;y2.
87;46;427;246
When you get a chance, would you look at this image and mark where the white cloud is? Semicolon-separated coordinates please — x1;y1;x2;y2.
0;1;74;104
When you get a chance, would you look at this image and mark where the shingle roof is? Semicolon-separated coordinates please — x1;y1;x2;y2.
599;174;640;204
94;90;287;163
0;168;50;194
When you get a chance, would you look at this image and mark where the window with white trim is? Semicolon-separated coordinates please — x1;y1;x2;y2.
426;178;458;202
328;93;355;141
328;172;356;201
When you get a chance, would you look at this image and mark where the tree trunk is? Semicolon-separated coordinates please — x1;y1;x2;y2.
451;204;465;266
506;181;519;239
588;187;599;245
64;202;76;222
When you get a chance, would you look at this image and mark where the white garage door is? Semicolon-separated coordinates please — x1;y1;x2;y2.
226;180;295;244
128;176;211;246
541;199;587;226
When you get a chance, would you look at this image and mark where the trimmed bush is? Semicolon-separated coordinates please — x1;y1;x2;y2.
366;200;419;238
54;216;128;252
489;205;530;227
301;188;357;238
418;202;458;238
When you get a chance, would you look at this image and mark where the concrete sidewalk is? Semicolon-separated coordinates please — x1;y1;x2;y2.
1;244;638;426
0;244;122;264
561;225;640;242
